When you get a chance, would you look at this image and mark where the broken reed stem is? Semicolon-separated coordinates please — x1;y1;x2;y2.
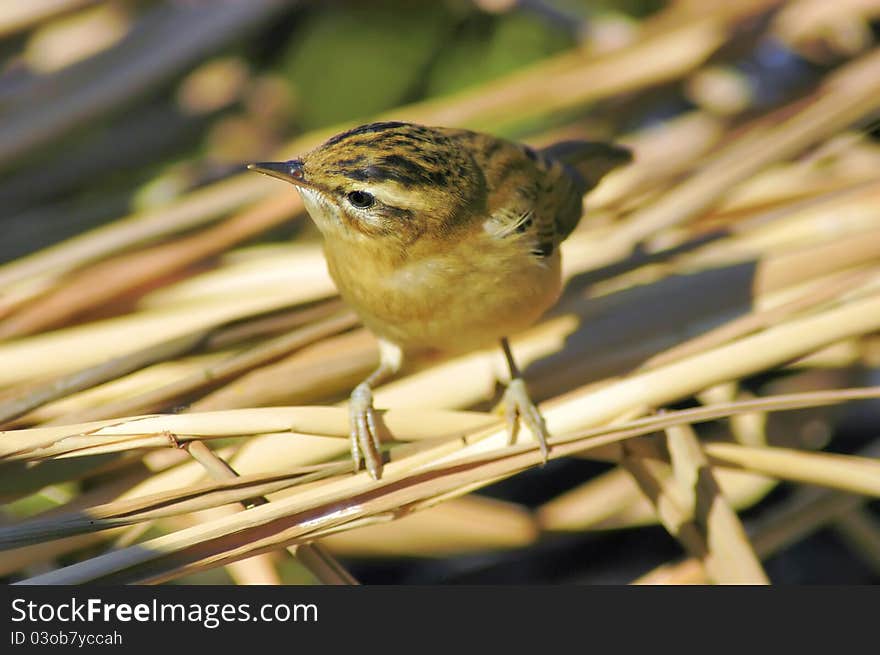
183;440;357;585
635;490;864;584
620;442;713;560
665;424;768;583
183;440;278;584
634;440;880;584
185;441;251;492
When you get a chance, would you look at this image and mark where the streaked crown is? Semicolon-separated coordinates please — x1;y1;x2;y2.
250;121;486;247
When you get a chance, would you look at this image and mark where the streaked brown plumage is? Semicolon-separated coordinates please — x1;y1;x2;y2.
249;121;631;479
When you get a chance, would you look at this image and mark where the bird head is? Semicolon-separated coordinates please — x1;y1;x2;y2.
248;121;485;253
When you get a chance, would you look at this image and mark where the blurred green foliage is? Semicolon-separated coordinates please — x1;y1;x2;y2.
282;2;458;129
425;10;575;97
282;1;576;131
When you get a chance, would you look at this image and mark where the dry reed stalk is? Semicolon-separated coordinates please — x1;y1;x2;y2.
536;467;640;531
221;554;281;586
635;489;866;584
643;267;879;369
558;414;880;498
0;465;347;549
189;328;376;412
538;466;775;532
183;440;355;585
773;0;880;57
111;522;154;549
0;408;497;462
1;386;872;576
0;193;303;339
20;353;226;425
697;384;767;447
292;544;359;585
719;188;880;260
433;290;880;468
564;185;880;301
663;181;880;278
41;310;358;425
702;443;880;496
0;277;57;322
203;298;348;348
620;443;720;572
664;424;768;583
16;300;345;424
0;0;96;37
635;436;880;584
0;533;122;579
137;243;333;310
683;179;875;244
0;173;275;291
321;496;536;557
608;48;880;249
16;439;635;583
8;384;880;584
411;0;779;130
0;329;211;426
4;387;875;475
753;223;880;295
706;141;880;216
0;288;313;385
5;390;880;548
585;112;726;210
0;448;198;575
1;1;291;167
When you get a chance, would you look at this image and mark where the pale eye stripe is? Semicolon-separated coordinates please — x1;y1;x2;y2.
367;184;431;211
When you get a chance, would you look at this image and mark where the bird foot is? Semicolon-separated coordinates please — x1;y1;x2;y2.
349;382;384;480
499;378;550;461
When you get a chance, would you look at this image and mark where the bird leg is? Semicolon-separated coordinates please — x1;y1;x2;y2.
350;339;403;480
499;337;550;461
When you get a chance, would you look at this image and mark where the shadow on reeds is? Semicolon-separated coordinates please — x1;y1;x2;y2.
528;255;756;401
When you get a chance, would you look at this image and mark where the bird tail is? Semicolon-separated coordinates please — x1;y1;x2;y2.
540;140;632;192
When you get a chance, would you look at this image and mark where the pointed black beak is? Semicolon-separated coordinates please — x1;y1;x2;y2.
247;159;305;185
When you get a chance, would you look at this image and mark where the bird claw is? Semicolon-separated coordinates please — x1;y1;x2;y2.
349;382;384;479
501;378;550;461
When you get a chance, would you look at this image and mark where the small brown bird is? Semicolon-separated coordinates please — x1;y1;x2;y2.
249;121;631;479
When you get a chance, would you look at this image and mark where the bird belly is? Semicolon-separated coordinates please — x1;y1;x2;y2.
325;243;562;353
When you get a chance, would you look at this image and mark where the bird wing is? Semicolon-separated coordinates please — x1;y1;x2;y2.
449;128;631;257
538;140;632;242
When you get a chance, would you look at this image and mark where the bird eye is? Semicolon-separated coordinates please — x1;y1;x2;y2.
347;190;375;209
